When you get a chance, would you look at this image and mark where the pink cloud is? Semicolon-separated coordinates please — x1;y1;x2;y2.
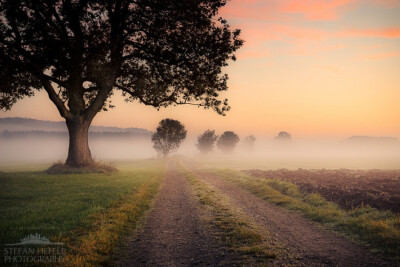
279;0;355;20
221;0;355;22
340;28;400;38
220;0;400;60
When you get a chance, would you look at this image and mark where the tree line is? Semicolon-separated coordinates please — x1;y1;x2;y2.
151;118;291;157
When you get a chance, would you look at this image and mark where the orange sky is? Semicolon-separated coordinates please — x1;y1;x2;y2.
1;0;400;138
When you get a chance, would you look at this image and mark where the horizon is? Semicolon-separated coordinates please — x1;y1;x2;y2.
1;116;400;141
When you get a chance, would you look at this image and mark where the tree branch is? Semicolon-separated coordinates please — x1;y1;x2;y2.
38;74;72;119
115;83;204;108
42;73;66;87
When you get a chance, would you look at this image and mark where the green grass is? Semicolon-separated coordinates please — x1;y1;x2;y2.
0;159;165;265
205;168;400;262
179;164;280;265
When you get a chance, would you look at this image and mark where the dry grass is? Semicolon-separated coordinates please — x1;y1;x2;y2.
61;181;161;266
179;164;279;265
209;168;400;262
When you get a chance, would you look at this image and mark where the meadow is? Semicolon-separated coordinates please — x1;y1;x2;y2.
0;160;165;265
1;158;399;265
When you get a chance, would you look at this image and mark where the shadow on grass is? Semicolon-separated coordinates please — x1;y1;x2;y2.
45;161;118;174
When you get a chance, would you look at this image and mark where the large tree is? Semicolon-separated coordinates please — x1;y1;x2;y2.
0;0;243;167
151;118;186;158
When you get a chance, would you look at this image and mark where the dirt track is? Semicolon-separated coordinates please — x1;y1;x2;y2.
114;161;232;266
115;160;390;266
189;167;390;266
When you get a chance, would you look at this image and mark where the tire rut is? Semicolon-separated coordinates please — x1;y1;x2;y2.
114;160;231;266
188;167;390;267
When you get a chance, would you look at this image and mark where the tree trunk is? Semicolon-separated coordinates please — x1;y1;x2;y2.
65;116;94;167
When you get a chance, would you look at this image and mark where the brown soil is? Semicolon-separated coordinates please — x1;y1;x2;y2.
244;169;400;213
114;160;233;266
188;167;390;266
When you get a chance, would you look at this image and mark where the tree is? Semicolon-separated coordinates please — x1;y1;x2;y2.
196;129;218;154
243;135;256;150
0;0;243;167
151;119;186;158
275;131;291;141
217;131;239;153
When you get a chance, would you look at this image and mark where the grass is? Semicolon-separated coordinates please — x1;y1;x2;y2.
45;161;118;174
0;159;165;266
206;168;400;262
179;164;280;265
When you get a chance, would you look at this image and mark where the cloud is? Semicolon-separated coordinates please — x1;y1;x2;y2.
221;0;400;59
340;28;400;38
279;0;355;21
222;0;355;22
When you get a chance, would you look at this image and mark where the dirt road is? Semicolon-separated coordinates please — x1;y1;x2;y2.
115;160;390;266
189;168;389;266
114;161;232;266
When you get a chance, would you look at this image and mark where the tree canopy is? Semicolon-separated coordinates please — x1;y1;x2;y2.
217;131;239;153
0;0;243;119
196;129;218;154
151;118;187;157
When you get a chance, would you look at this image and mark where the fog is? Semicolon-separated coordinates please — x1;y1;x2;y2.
1;135;399;170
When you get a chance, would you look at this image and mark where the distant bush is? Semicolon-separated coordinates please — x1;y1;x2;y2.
275;131;291;141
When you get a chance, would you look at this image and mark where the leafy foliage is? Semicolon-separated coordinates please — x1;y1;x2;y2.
0;0;243;119
217;131;240;153
196;129;218;154
151;118;187;157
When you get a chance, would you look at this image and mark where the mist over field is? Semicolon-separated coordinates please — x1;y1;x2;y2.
1;132;399;169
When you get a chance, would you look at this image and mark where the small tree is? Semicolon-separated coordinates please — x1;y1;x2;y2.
152;119;187;158
275;131;291;141
217;131;239;153
244;135;256;150
196;130;218;154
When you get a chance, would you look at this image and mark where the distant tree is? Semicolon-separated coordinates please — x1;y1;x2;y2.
0;0;243;167
244;135;256;150
275;131;291;141
217;131;239;153
151;119;187;158
196;130;218;154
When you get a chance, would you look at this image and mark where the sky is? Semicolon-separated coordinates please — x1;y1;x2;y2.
1;0;400;139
